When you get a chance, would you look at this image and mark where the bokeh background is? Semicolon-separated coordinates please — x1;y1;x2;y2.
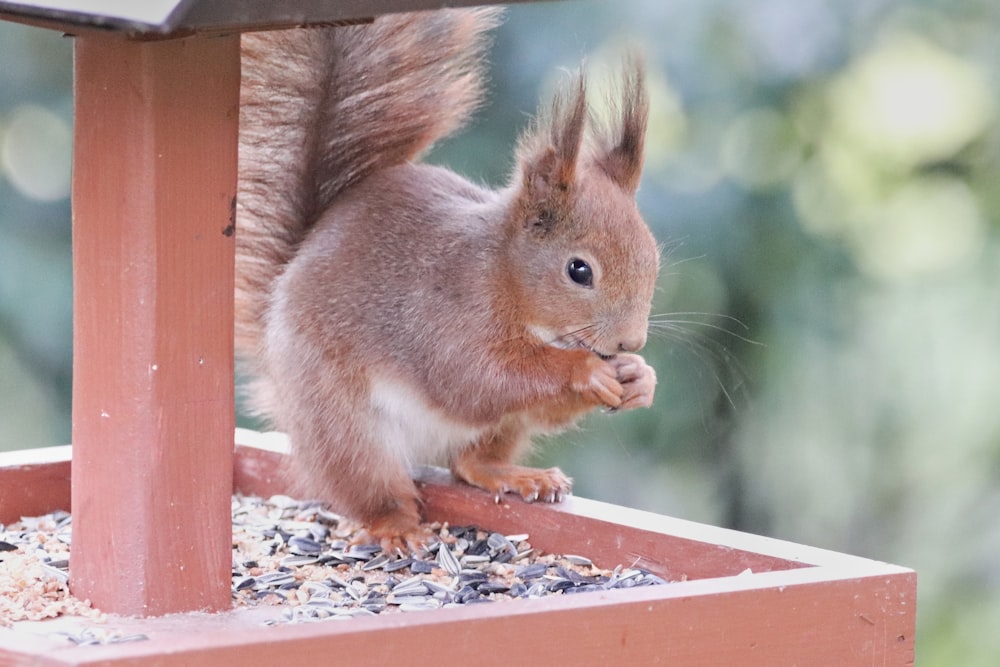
2;0;998;662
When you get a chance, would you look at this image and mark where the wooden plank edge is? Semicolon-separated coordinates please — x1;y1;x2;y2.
0;445;72;524
232;430;912;580
0;566;915;666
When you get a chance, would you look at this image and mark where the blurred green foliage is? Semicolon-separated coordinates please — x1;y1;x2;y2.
2;1;999;663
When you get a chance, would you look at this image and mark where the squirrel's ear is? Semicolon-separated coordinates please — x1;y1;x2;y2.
516;75;587;214
596;58;648;195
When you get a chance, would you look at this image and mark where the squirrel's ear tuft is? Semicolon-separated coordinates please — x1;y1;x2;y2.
516;74;587;207
596;58;648;195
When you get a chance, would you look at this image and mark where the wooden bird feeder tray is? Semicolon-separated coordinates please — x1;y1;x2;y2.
2;434;915;665
0;1;917;664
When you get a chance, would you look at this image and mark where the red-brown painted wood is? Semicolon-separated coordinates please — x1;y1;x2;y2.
229;432;807;581
69;34;240;616
0;574;917;666
417;467;808;581
231;433;286;498
0;438;917;666
0;446;71;524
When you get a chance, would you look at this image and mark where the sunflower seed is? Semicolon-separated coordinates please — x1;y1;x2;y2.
458;570;488;586
234;576;256;591
467;537;490;556
460;554;491;566
362;599;387;613
344;580;367;601
280;554;319;567
565;583;606;594
511;548;535;562
304;584;333;600
477;581;510;595
525;582;548;597
563;554;593;567
389;579;429;598
515;562;548;579
287;535;323;555
255;571;295;587
362;553;390;571
509;581;528;597
1;493;668;629
455;586;481;604
384;557;413;573
436;543;461;576
422;579;456;595
399;598;442;612
344;544;380;561
546;577;574;593
43;565;69;585
409;559;435;574
302;598;338;611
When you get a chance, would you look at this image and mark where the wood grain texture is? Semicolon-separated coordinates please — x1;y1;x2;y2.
69;33;239;616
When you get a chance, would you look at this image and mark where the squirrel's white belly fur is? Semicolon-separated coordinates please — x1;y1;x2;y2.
369;376;485;469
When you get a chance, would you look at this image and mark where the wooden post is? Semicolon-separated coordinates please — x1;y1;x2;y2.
70;33;240;616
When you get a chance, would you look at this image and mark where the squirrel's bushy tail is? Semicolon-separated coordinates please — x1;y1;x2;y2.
236;8;502;357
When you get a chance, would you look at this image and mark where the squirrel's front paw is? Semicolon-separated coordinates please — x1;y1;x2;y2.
452;461;572;504
509;466;572;504
570;354;623;409
608;353;657;410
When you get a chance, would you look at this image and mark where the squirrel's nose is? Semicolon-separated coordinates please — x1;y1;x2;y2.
617;332;647;353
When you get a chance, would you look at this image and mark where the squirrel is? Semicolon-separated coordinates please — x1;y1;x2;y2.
236;7;660;546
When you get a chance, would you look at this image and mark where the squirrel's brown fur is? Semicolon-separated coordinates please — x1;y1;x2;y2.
237;8;659;545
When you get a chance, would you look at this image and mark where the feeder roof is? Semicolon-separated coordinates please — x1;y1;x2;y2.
0;0;509;37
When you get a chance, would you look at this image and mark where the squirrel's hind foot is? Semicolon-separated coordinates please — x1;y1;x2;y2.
352;495;430;554
352;525;434;556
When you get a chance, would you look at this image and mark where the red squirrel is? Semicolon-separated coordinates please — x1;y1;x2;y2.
236;8;659;545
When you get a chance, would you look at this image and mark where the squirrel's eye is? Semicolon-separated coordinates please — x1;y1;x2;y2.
567;258;594;287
